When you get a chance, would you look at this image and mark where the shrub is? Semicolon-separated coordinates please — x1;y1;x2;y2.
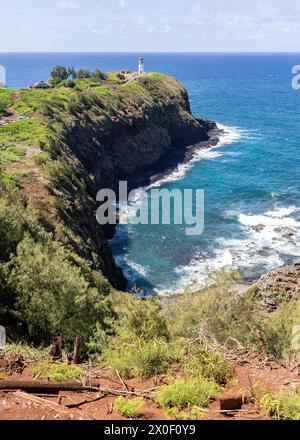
256;389;300;420
114;396;144;419
33;153;48;166
31;363;83;382
6;234;112;349
260;301;299;360
104;339;172;379
156;379;220;409
163;270;262;349
182;342;233;384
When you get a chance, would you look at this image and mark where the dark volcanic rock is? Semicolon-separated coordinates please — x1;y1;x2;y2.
256;262;300;311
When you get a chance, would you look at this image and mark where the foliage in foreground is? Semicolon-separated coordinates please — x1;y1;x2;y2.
31;363;83;382
103;338;173;379
5;343;51;363
255;389;300;420
156;379;220;409
180;340;233;384
114;396;144;419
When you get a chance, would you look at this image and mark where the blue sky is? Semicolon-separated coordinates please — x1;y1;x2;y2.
1;0;300;52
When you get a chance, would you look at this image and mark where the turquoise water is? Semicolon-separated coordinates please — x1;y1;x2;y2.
110;54;300;293
1;53;300;293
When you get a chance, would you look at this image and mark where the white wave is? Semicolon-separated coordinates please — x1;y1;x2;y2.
118;124;244;224
265;206;300;218
238;206;300;258
155;249;234;295
217;123;244;146
149;123;243;188
123;257;150;278
157;204;300;295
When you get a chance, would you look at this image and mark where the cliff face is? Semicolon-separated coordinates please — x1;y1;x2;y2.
256;262;300;311
63;75;214;189
46;74;216;289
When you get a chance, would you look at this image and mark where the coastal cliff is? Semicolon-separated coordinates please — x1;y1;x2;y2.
43;73;216;288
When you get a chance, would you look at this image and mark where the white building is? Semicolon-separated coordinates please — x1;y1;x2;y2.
138;56;145;75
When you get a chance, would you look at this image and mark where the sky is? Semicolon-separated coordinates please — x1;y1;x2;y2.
1;0;300;52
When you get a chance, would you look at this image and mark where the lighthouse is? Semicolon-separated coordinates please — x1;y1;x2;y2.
138;56;145;75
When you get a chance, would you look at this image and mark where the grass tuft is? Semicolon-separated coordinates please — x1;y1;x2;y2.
31;363;83;382
156;379;220;409
114;396;144;418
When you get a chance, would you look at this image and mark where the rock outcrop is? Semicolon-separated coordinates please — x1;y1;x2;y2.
256;262;300;311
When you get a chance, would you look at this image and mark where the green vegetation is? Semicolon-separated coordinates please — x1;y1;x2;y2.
31;363;83;382
165;406;204;420
156;379;220;409
0;142;26;165
51;66;72;81
114;396;144;419
33;152;49;166
0;118;47;144
181;341;233;384
104;339;173;379
5;343;51;363
255;389;300;420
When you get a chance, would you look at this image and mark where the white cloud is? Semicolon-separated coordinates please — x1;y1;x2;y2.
191;3;202;15
118;0;126;10
56;1;80;10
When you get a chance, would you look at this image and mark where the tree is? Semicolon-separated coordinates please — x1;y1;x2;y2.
51;65;70;81
76;68;91;79
94;69;107;81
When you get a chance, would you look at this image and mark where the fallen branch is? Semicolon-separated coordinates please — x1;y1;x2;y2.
96;386;156;401
0;380;100;394
65;393;107;409
116;370;129;391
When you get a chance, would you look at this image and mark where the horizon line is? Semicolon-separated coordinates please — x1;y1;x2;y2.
0;51;300;55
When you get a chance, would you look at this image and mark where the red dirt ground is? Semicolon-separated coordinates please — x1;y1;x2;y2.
0;356;299;421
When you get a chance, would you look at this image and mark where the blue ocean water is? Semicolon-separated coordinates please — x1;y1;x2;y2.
1;53;300;293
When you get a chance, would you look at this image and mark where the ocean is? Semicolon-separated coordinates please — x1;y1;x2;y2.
2;52;300;294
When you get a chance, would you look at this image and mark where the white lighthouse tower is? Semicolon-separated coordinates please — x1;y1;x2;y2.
138;56;145;75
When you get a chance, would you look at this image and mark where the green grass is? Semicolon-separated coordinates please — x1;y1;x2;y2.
104;339;173;379
5;343;51;362
121;81;151;102
256;389;300;420
106;71;127;84
165;406;204;420
114;396;144;419
0;118;48;144
141;73;166;83
156;379;220;409
0;118;47;145
0;88;73;116
0;143;26;164
33;152;49;166
31;363;84;382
